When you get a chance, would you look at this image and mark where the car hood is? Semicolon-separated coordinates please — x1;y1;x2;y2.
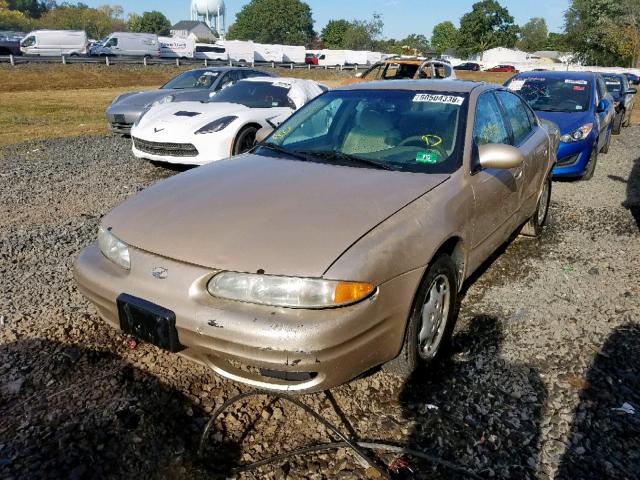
115;89;207;108
135;101;251;135
104;154;450;278
535;110;593;135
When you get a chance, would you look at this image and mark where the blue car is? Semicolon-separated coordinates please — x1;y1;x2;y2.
504;71;615;180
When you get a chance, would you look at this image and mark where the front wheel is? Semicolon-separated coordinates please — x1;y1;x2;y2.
383;254;459;378
232;126;258;155
582;145;598;181
521;175;552;236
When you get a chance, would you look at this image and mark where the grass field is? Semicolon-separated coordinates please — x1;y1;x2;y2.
0;64;637;147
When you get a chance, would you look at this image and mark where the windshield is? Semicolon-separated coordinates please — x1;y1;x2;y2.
162;70;220;90
209;81;294;108
506;76;592;112
259;89;467;174
603;75;623;100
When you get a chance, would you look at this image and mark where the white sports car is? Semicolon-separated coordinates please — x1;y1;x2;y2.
130;77;326;165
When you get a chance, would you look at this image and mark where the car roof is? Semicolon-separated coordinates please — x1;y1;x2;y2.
514;70;597;81
334;79;485;93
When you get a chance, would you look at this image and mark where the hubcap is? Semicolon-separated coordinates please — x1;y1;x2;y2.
417;274;451;359
537;180;550;225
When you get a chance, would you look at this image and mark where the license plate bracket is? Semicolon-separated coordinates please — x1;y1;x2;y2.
117;293;183;353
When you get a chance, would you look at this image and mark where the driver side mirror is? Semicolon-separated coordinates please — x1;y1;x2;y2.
255;126;274;144
627;87;637;94
597;99;607;113
478;144;524;170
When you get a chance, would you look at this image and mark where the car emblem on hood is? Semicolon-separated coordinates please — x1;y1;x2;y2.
154;127;165;133
152;267;168;280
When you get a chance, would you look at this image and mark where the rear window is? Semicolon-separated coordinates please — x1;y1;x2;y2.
209;81;293;108
603;75;623;99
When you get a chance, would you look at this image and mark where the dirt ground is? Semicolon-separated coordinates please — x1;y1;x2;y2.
0;114;638;479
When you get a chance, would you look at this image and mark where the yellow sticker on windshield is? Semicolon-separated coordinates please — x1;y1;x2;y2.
421;134;442;147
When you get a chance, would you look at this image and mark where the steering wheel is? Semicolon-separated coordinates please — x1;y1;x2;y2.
398;135;447;161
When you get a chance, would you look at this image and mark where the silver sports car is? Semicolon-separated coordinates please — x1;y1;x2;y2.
106;67;275;134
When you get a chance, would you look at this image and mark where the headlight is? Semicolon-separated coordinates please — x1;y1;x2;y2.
195;116;238;135
207;272;375;308
97;226;130;270
151;95;174;107
560;123;593;143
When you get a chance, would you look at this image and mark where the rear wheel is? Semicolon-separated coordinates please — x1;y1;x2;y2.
612;111;624;135
232;126;258;155
384;254;458;377
582;145;598;180
521;175;552;236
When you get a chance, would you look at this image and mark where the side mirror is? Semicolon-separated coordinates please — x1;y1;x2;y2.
355;72;363;78
255;125;274;144
627;87;637;94
478;143;524;170
596;100;607;113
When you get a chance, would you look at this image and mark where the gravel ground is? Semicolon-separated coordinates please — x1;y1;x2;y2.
0;130;638;479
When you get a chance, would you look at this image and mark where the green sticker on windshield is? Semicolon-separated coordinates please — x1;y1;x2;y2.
416;149;441;164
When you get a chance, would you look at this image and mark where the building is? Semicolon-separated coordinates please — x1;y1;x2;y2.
170;21;217;43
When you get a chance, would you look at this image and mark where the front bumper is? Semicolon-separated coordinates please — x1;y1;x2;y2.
552;138;593;178
106;108;141;135
131;131;232;166
74;242;422;393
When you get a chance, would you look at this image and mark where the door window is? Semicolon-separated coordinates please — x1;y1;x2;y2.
22;36;36;47
217;71;240;90
495;90;534;145
106;37;118;47
473;92;510;146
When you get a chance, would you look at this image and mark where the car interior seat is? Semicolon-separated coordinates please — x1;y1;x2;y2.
342;108;401;155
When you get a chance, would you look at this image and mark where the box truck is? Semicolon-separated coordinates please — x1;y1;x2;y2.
20;30;87;56
159;36;195;58
91;33;159;57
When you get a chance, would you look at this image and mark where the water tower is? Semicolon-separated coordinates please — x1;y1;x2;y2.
191;0;226;39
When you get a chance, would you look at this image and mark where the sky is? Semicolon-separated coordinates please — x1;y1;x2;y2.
81;0;572;39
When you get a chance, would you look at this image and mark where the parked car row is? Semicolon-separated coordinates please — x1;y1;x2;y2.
505;70;636;179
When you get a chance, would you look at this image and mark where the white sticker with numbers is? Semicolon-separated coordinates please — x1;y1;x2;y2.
413;94;465;105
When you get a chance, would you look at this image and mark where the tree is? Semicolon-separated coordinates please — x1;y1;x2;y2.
38;4;126;39
342;13;383;50
546;32;569;51
0;0;33;30
431;21;459;54
565;0;640;66
126;10;170;35
457;0;519;58
6;0;49;18
227;0;315;45
398;34;431;55
517;17;548;52
321;19;350;48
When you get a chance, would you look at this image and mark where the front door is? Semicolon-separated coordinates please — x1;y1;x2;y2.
468;92;522;261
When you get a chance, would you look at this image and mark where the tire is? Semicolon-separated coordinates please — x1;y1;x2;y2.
521;175;552;236
232;126;258;155
600;130;611;154
612;111;624;135
383;254;459;378
582;145;598;181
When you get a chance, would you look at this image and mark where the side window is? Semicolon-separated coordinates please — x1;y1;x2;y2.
596;77;605;102
243;70;265;79
106;37;118;47
22;36;36;47
364;64;384;80
495;90;534;145
473;92;510;146
217;71;239;90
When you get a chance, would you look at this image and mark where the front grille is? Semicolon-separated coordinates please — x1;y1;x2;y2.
110;122;132;131
557;153;580;167
133;137;199;157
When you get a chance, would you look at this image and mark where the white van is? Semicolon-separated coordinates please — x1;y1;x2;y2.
20;30;88;56
159;36;195;58
221;40;255;63
193;43;228;61
91;32;159;57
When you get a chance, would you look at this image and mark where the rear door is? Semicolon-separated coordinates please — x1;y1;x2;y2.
469;91;522;254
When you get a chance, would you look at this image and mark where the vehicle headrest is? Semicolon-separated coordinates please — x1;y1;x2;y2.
358;109;393;132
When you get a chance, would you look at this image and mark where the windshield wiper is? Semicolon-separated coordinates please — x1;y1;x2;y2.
259;143;309;161
298;150;393;171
